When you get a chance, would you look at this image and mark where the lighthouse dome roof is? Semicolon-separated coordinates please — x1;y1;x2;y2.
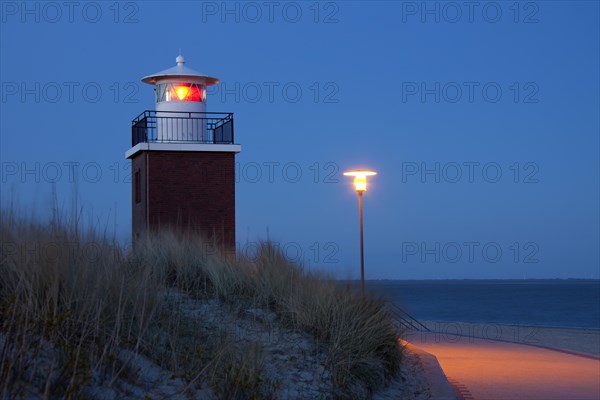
141;55;220;86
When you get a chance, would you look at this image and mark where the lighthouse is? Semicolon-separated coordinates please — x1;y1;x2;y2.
126;55;240;247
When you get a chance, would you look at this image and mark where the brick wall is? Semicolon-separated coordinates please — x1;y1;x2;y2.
131;151;236;247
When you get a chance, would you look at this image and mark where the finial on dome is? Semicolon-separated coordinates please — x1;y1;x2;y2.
176;54;185;65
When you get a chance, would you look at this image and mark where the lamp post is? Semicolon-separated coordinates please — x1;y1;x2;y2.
343;170;377;296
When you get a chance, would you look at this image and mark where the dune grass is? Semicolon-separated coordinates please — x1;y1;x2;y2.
0;209;402;398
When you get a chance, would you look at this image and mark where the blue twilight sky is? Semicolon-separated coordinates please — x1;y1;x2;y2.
1;1;598;279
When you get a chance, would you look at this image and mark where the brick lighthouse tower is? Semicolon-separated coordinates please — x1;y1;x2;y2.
126;55;240;247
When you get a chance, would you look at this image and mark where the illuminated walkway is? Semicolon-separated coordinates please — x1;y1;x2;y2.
409;331;600;400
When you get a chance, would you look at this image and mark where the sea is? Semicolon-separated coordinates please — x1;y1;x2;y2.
362;280;600;329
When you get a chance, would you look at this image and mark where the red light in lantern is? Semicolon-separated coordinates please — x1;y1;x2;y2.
169;83;203;102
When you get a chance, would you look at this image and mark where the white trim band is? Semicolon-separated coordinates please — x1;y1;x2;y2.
126;143;241;158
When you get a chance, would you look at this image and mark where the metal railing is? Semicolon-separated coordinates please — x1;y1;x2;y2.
131;110;234;146
386;302;431;333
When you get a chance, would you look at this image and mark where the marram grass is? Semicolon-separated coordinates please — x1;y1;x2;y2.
0;210;402;398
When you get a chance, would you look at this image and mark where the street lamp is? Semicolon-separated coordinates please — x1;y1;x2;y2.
343;169;377;295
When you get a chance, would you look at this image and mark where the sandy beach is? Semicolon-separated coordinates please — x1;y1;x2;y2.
404;321;600;400
406;321;600;357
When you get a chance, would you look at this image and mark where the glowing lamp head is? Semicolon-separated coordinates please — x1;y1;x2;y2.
343;170;377;192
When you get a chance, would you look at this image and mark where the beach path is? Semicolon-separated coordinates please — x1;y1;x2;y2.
409;331;600;400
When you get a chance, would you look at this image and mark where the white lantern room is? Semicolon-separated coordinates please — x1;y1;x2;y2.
141;55;220;142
